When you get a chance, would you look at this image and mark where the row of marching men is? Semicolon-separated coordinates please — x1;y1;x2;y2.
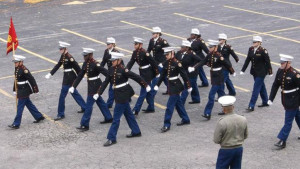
8;27;300;148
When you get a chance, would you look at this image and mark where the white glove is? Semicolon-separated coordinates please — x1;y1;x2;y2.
13;92;16;95
45;73;51;79
267;100;273;106
187;87;192;93
156;74;160;78
158;63;163;68
93;94;99;100
69;87;74;93
154;85;159;91
188;67;195;73
269;74;273;77
232;72;236;77
146;85;151;92
239;71;245;75
82;77;86;81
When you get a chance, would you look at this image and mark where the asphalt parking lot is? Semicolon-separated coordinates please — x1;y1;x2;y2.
0;0;300;168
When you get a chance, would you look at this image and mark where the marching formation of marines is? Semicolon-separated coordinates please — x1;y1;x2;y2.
7;26;300;156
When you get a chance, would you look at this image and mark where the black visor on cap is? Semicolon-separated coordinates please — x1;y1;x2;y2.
82;52;89;56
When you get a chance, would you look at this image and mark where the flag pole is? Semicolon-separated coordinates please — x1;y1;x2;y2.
13;43;18;110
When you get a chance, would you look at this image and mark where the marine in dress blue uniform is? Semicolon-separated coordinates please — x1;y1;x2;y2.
175;40;201;105
240;36;273;112
100;37;123;109
147;27;170;95
191;40;235;120
45;41;86;121
217;33;239;96
187;28;209;87
94;52;150;146
268;54;300;149
8;55;45;129
70;48;113;131
126;37;159;115
154;47;191;133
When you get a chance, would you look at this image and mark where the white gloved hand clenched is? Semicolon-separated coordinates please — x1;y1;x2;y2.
156;74;160;78
267;100;273;106
69;87;74;93
45;73;52;79
269;74;273;77
158;63;163;68
188;67;195;73
93;94;99;100
154;85;159;91
187;87;192;93
232;72;236;77
13;92;16;95
146;85;151;92
239;71;245;75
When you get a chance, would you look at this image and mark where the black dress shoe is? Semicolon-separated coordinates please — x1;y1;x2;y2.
54;116;65;121
162;91;168;95
8;124;19;129
100;119;113;124
77;109;85;113
189;101;200;104
33;116;45;123
126;132;142;138
258;104;269;107
108;105;113;109
176;121;190;126
274;140;286;149
202;114;211;120
103;140;117;147
76;126;89;131
218;112;225;115
198;84;209;88
161;126;170;133
143;110;155;113
245;107;254;112
298;136;300;140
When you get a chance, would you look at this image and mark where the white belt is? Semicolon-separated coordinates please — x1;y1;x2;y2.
212;67;222;71
64;69;73;72
114;82;129;89
282;88;299;94
169;76;179;80
88;75;100;81
17;80;28;85
140;64;150;69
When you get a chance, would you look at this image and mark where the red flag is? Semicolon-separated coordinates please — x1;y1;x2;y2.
7;17;18;55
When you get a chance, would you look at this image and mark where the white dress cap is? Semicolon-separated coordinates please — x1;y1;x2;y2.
59;41;71;48
133;37;144;44
218;33;227;40
218;96;236;107
279;54;294;62
191;28;200;35
253;36;262;42
82;48;95;56
163;47;176;53
107;37;116;44
110;52;124;61
12;55;26;62
181;40;191;47
208;39;219;47
152;27;162;33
